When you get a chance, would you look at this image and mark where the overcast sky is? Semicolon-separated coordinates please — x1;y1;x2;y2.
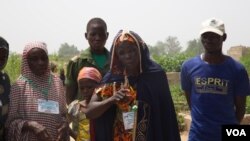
1;0;250;54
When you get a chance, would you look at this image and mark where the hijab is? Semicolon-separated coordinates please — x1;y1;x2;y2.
21;41;51;91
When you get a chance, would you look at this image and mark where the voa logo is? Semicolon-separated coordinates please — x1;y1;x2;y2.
226;129;246;136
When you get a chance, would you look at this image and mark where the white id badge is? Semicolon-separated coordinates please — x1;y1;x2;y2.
0;100;2;107
122;111;135;130
37;99;59;114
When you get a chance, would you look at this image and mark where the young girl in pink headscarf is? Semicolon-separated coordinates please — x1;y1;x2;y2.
68;67;102;141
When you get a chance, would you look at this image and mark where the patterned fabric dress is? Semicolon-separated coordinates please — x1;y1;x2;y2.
68;100;91;141
5;42;69;141
95;82;137;141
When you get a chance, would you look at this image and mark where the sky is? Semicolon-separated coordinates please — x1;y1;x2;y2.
1;0;250;54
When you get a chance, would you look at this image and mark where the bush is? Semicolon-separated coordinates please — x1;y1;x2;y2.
239;48;250;75
170;84;189;132
4;53;21;83
153;53;191;72
246;97;250;114
170;84;189;112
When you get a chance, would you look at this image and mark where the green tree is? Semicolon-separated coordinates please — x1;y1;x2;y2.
149;36;182;56
58;43;80;61
148;44;161;57
185;38;204;56
165;36;182;55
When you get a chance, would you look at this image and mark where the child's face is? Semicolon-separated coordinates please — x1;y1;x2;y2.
78;78;98;100
85;23;108;54
0;48;8;71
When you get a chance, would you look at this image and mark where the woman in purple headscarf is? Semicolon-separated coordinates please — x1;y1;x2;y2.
86;30;181;141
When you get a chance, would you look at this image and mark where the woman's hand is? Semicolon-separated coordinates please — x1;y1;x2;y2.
25;121;53;141
111;88;130;102
56;121;70;141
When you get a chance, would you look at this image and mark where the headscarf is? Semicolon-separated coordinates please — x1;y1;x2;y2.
21;41;50;80
110;30;142;75
109;30;161;77
77;67;102;83
18;41;53;100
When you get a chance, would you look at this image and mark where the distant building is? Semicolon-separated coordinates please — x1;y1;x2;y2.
227;45;250;61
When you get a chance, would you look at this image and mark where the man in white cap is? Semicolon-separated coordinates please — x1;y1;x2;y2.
180;18;250;141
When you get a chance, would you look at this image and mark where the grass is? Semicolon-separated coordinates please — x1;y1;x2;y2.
246;96;250;114
170;85;189;131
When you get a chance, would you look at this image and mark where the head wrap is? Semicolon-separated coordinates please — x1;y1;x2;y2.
110;30;142;75
114;31;136;47
21;41;49;78
77;67;102;83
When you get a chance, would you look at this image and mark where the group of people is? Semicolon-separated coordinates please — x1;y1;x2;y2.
0;17;249;141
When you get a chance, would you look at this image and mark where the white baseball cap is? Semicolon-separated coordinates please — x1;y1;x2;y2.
199;18;225;36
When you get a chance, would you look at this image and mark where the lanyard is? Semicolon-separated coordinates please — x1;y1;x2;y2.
20;75;52;99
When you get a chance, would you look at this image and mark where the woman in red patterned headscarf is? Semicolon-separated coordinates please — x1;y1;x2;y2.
5;41;70;141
